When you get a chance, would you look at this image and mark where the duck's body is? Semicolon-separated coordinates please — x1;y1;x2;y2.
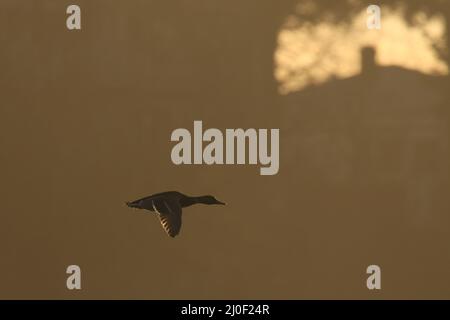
126;191;225;237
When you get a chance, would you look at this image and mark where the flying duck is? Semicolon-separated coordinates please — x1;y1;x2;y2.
126;191;225;237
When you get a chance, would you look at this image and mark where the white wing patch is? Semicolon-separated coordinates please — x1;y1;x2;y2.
151;200;161;215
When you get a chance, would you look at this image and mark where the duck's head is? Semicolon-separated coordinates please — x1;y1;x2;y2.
199;195;226;205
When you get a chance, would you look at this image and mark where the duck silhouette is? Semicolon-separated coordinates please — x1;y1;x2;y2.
126;191;225;237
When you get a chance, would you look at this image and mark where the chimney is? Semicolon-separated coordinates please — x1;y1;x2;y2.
361;46;376;74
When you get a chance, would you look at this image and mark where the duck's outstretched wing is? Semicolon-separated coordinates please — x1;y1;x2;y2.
152;198;182;238
159;211;182;238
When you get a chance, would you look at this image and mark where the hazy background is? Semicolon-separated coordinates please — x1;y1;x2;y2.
1;0;449;299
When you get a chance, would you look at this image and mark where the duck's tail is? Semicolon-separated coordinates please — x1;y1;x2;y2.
126;200;141;209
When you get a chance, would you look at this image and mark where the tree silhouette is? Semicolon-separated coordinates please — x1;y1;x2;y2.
282;0;449;69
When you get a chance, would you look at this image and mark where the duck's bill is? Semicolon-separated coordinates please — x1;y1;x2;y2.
217;201;226;205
